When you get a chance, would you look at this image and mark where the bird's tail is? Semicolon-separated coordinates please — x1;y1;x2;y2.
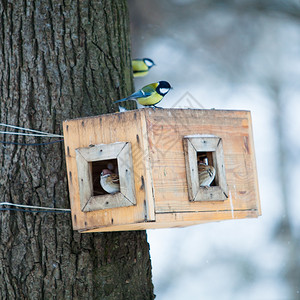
114;98;127;104
114;97;137;104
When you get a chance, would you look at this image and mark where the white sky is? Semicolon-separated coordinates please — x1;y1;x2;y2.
131;8;300;299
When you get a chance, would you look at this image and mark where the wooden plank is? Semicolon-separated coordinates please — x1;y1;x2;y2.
141;110;156;221
188;135;219;152
75;150;93;210
76;142;126;162
63;122;83;229
83;193;133;212
214;138;228;197
183;138;198;201
247;112;261;215
81;209;260;233
195;186;226;201
117;142;136;205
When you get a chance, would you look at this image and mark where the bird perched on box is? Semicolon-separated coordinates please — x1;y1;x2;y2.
114;81;171;108
198;163;216;187
100;169;120;194
132;58;155;77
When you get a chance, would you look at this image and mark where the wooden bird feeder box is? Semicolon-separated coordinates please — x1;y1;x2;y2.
63;108;260;233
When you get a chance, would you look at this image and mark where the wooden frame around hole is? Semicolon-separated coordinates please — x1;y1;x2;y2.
183;135;228;201
75;142;136;212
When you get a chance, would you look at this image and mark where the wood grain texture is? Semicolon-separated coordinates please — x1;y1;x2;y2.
82;209;259;232
144;108;260;216
83;193;134;212
63;111;153;231
183;138;199;200
75;149;93;210
213;138;228;196
140;110;156;221
195;186;226;201
64;108;260;232
77;142;126;162
188;135;219;151
117;142;136;205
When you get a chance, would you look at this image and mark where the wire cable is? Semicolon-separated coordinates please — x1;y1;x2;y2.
0;123;63;138
0;202;71;212
0;132;62;137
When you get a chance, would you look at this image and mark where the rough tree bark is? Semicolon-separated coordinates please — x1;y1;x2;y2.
0;1;154;299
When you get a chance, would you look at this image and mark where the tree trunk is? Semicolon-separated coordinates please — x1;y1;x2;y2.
0;1;154;299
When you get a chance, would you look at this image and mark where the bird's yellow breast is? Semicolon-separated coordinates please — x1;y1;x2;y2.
132;60;149;77
137;92;163;106
132;60;148;71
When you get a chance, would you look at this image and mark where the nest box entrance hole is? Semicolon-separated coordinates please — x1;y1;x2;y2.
184;135;228;201
75;142;136;212
91;159;119;196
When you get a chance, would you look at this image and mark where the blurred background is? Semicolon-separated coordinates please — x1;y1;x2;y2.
128;0;300;299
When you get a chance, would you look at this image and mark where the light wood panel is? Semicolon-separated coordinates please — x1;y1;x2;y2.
63;108;261;232
63;111;155;231
81;209;259;233
144;109;260;217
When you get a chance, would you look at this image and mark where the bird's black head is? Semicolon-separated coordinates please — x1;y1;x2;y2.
143;58;155;69
156;81;172;96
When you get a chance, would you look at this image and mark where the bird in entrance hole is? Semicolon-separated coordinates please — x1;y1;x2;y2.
132;58;155;77
100;169;120;194
198;163;216;187
114;81;172;108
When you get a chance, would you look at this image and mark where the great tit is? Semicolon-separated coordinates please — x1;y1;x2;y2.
114;81;171;108
132;58;155;77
